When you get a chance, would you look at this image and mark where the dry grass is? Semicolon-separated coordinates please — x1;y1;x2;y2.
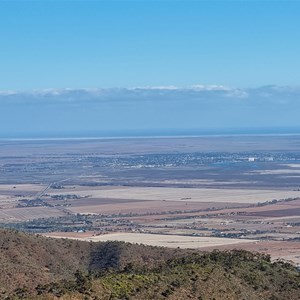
66;200;245;215
50;186;300;204
200;240;300;265
0;184;46;191
45;232;257;249
0;207;66;222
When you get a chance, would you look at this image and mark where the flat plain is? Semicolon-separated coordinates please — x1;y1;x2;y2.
1;135;300;265
46;232;258;248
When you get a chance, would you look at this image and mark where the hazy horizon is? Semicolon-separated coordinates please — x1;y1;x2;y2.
1;1;300;138
1;85;300;138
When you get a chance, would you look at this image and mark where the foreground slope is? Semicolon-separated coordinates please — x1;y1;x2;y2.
0;229;300;300
0;229;184;294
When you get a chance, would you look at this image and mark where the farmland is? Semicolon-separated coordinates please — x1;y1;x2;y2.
0;136;300;266
46;232;256;248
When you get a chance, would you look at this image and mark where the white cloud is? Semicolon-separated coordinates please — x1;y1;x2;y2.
0;85;299;103
191;84;232;91
0;90;17;96
129;85;180;91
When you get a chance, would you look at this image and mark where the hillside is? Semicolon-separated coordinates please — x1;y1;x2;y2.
0;229;186;295
0;229;300;299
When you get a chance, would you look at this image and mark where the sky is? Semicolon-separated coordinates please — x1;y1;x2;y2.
1;86;300;138
0;0;300;137
1;0;300;90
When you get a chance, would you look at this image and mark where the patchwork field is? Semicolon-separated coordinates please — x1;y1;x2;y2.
1;137;300;265
45;232;256;248
66;200;247;215
51;186;300;204
0;206;65;222
0;184;46;206
37;185;300;216
200;240;300;265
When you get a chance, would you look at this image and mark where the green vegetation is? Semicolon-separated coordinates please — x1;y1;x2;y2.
0;229;300;299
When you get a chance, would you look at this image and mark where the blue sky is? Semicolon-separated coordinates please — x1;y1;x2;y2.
1;0;300;90
0;0;300;137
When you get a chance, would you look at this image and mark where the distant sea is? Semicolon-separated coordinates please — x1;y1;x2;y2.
1;127;300;141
